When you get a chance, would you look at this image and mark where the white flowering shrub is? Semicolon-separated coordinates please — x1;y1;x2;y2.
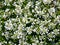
0;0;60;45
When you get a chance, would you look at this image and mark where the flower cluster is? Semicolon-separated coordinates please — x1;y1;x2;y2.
0;0;60;45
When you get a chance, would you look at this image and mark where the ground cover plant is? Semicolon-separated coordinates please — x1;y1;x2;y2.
0;0;60;45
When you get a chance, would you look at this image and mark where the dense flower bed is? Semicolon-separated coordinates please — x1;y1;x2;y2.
0;0;60;45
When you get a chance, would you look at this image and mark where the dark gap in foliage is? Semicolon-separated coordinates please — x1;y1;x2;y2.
28;19;30;21
26;22;32;27
26;38;32;44
31;31;37;36
10;0;17;5
1;5;15;10
21;0;28;9
55;7;60;16
26;34;34;44
48;29;53;33
0;36;7;42
7;30;14;36
55;34;60;43
29;6;32;13
22;13;24;17
0;0;4;2
40;2;45;10
8;38;19;45
10;13;17;18
1;22;5;32
1;16;9;21
46;38;55;45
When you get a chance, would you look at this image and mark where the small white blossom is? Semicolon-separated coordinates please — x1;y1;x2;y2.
5;9;10;12
32;43;37;45
48;7;55;15
43;0;53;4
4;20;13;30
25;1;33;9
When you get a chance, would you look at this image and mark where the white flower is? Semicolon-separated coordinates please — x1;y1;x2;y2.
48;38;52;41
33;29;36;32
3;13;7;18
32;9;35;13
9;0;12;2
48;23;56;29
4;20;13;30
43;0;53;4
36;1;40;6
53;29;59;35
27;27;32;34
5;9;10;12
54;15;60;24
15;5;22;14
0;42;2;45
2;33;4;36
18;24;23;30
43;0;47;4
22;17;26;23
57;15;60;23
53;1;57;5
18;0;25;3
4;2;6;5
25;1;33;9
40;41;44;44
40;26;48;34
48;7;55;15
32;43;37;45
